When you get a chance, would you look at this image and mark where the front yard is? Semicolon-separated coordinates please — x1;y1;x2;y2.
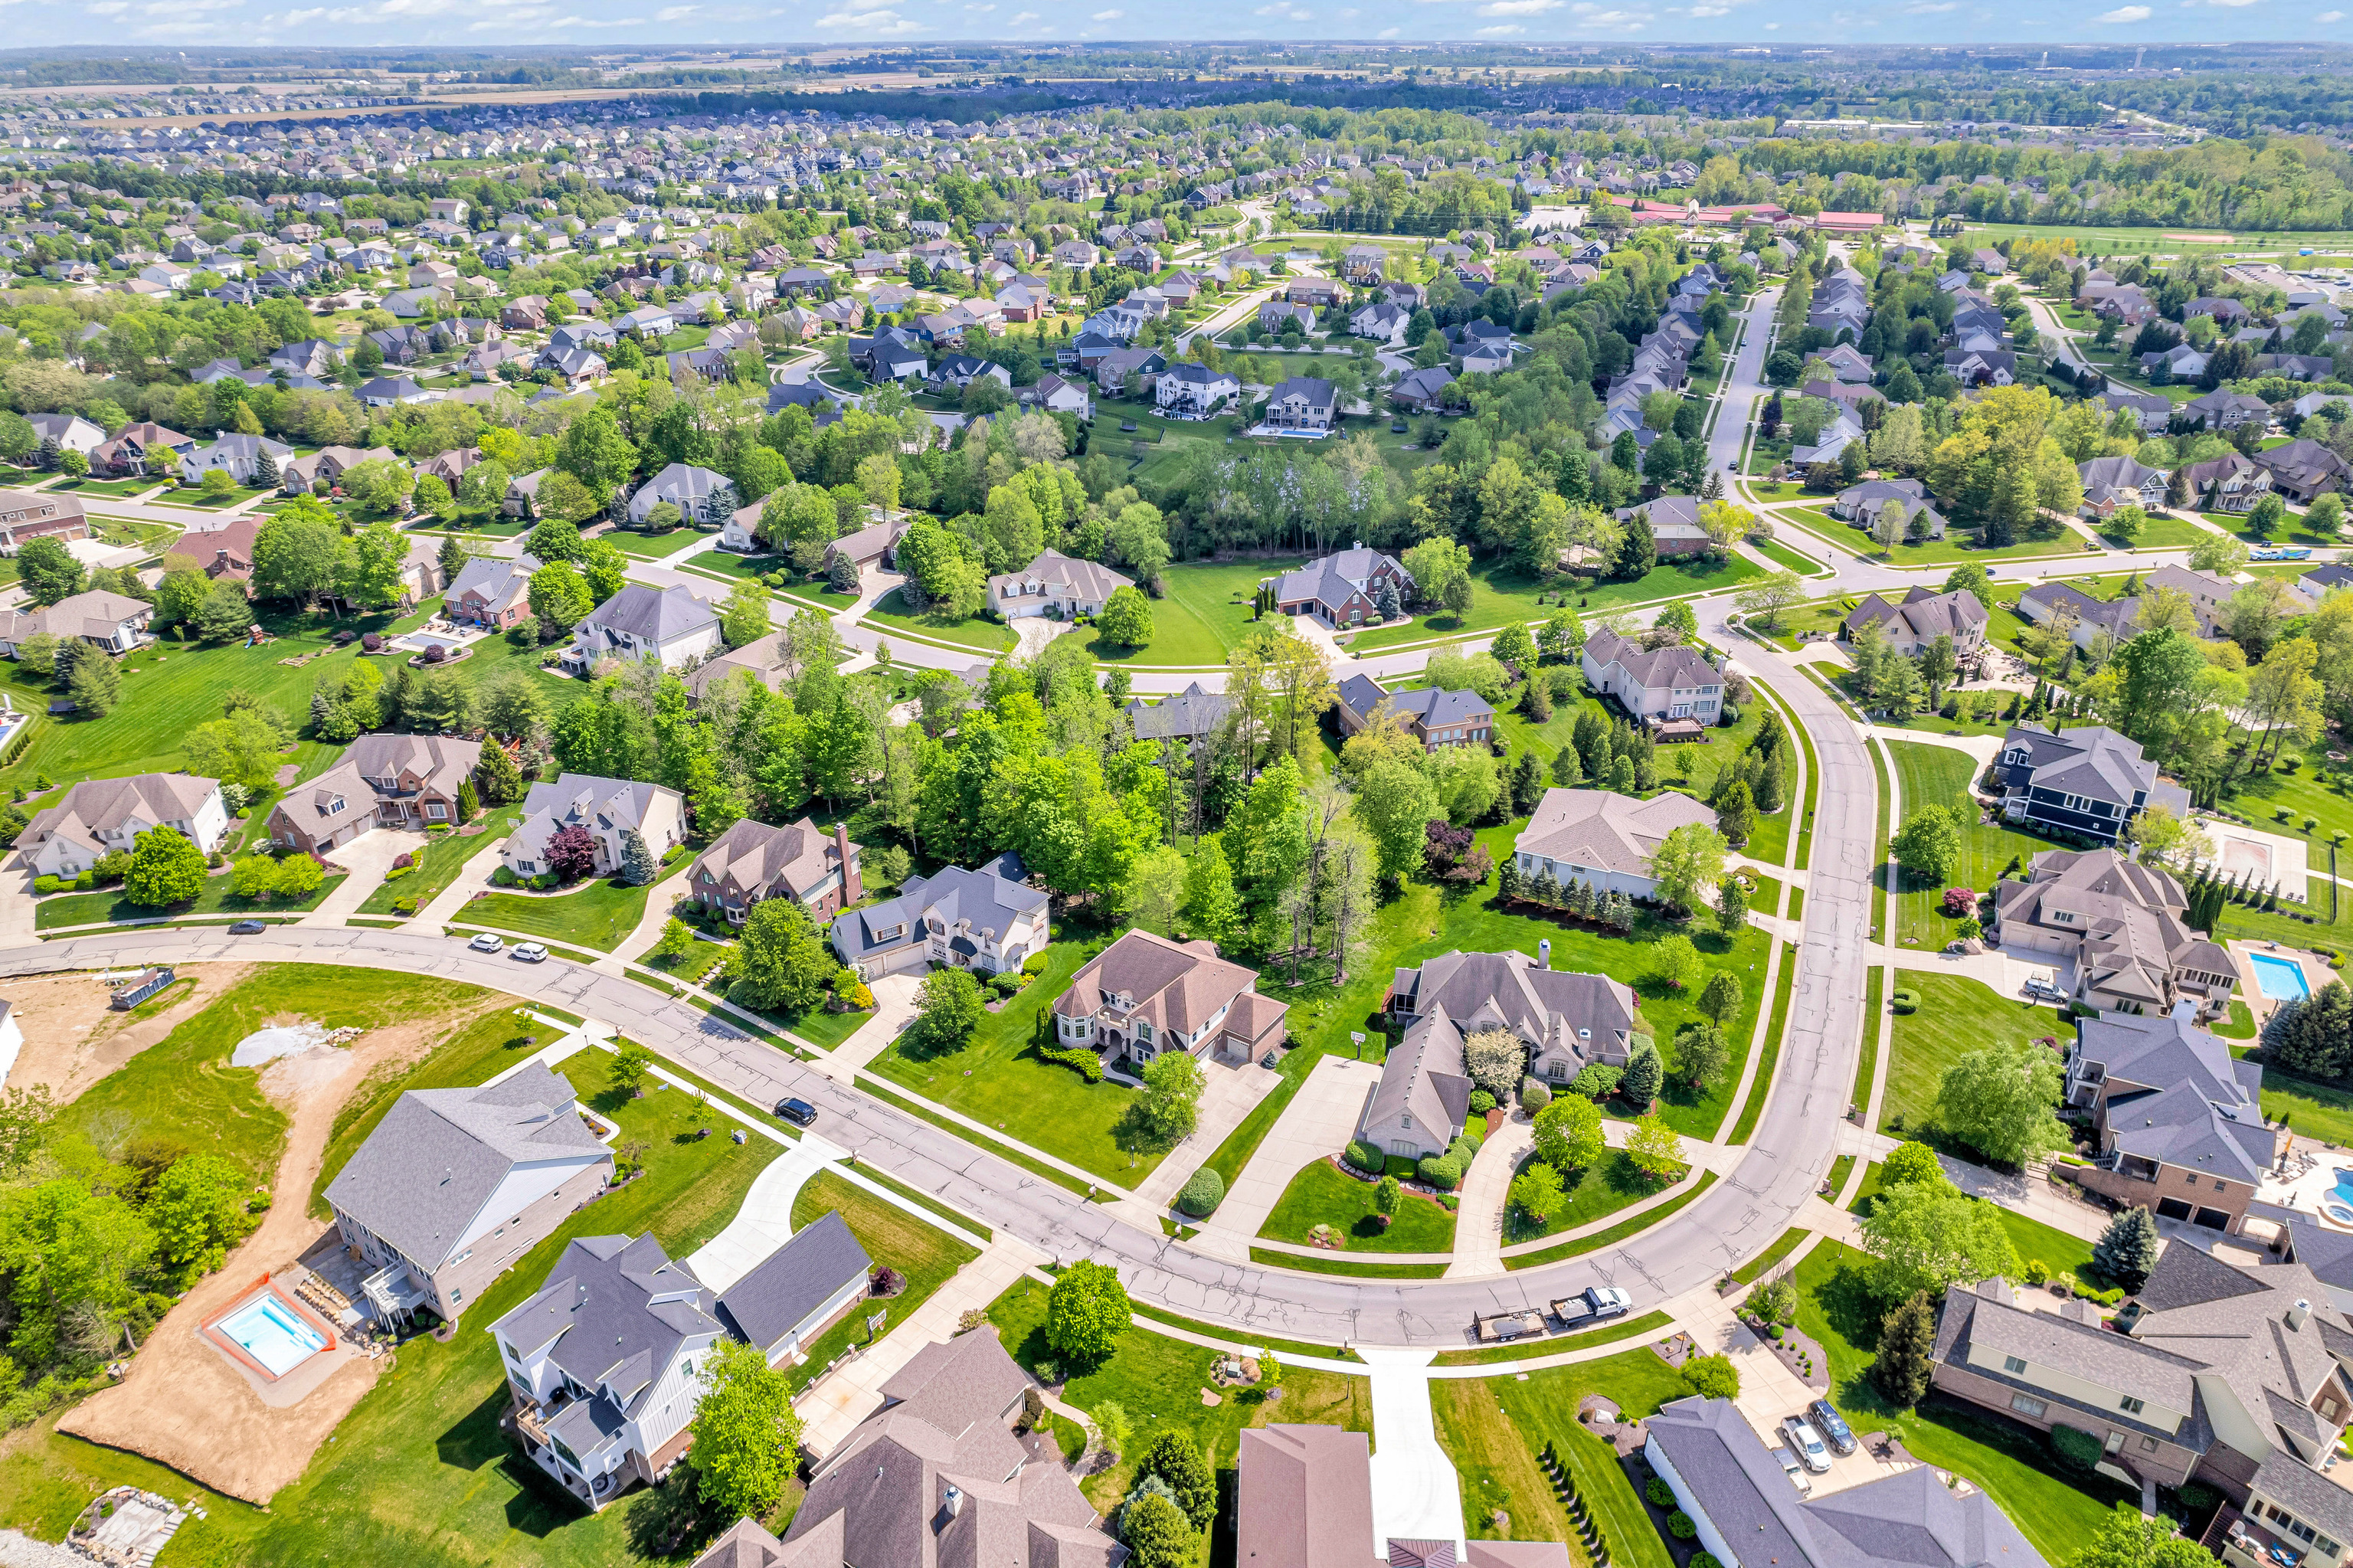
1257;1155;1458;1253
1883;741;2048;950
859;586;1016;655
1880;973;2070;1149
460;876;655;953
1346;554;1762;653
781;1171;979;1395
33;864;347;930
1089;556;1306;666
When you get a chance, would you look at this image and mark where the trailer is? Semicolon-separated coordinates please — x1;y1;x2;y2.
110;966;175;1010
1473;1309;1546;1344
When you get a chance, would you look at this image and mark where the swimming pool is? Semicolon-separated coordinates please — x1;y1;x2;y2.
2251;953;2313;1001
216;1294;328;1377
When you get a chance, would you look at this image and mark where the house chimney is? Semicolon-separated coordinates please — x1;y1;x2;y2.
2291;1298;2312;1331
835;821;863;905
1538;938;1552;970
944;1484;964;1518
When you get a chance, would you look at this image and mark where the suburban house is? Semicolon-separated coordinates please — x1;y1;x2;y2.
2061;1011;2278;1235
178;432;293;486
1580;629;1726;736
0;590;152;660
1262;375;1338;433
1390;365;1457;414
1994;724;2191;845
280;444;397;496
1842;586;1988;659
711;1210;872;1367
1154;362;1239;418
689;817;863;925
1238;1422;1571;1568
0;490;90;553
1990;847;2237;1020
1052;929;1288;1071
2184;389;2273;431
1829;476;1946;536
503;774;686;882
1930;1243;2353;1557
754;1331;1114;1566
1268;545;1414;627
28;413;104;456
565;584;724;673
627;463;739;528
267;732;483;856
831;851;1048;980
1377;950;1642;1156
2180;452;2275;514
1334;673;1495;751
2143;565;2238;638
449;552;542;629
2256;439;2353;504
2017;581;2146;653
490;1233;721;1511
821;518;907;576
1645;1396;2048;1568
1613;496;1714;558
2076;456;2173;518
1514;787;1721;905
15;773;230;879
327;1062;610;1325
985;550;1133;620
1127;681;1229;746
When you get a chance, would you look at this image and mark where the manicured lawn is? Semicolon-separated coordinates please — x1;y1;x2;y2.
1754;535;1828;576
1794;1241;2135;1566
1257;1154;1457;1252
987;1276;1374;1515
1883;741;2047;949
1090;556;1304;666
1347;554;1761;653
34;865;345;930
1774;505;2088;567
1510;1149;1675;1243
1503;1172;1716;1270
782;1170;979;1395
1882;974;2067;1151
860;586;1016;655
2104;512;2210;550
1430;1308;1674;1367
1730;1225;1809;1285
1728;940;1798;1145
460;876;653;953
2219;752;2353;867
2256;1063;2353;1149
358;808;521;916
1435;1350;1687;1568
604;525;710;559
870;935;1174;1190
1997;1204;2098;1282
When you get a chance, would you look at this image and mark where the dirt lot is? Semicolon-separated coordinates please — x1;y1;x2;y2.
55;1000;496;1504
4;965;252;1105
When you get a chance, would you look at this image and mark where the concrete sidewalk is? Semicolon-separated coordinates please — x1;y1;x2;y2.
1194;1054;1380;1262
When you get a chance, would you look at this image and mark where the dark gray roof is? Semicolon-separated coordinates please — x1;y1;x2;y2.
1270;546;1407;616
1582;628;1720;693
1127;680;1229;742
831;855;1046;964
2002;724;2161;810
1386;684;1494;727
490;1232;722;1430
325;1062;607;1272
586;582;719;642
716;1210;871;1353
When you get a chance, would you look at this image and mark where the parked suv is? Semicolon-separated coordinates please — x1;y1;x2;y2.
1807;1399;1857;1456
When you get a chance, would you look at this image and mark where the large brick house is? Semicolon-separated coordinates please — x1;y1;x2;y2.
686;817;862;925
2061;1011;2278;1236
1052;930;1287;1072
266;733;482;855
1268;545;1412;627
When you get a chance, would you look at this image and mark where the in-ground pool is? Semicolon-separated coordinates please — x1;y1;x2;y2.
2251;953;2313;1001
214;1292;328;1377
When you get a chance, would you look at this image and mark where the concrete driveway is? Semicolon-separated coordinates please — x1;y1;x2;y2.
299;827;426;926
812;971;922;1081
1010;615;1066;662
1195;1053;1380;1259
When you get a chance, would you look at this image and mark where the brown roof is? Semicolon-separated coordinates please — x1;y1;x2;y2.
1235;1425;1377;1568
688;817;846;903
1052;929;1282;1043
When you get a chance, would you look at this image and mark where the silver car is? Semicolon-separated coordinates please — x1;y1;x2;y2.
1782;1416;1832;1474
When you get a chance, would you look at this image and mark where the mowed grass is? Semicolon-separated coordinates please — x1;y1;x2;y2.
1772;505;2087;567
358;807;522;915
1347;553;1762;653
34;865;345;929
859;586;1016;654
1882;974;2071;1155
869;935;1175;1189
1257;1155;1458;1252
1883;741;2047;948
1090;556;1305;666
986;1276;1374;1515
460;876;654;953
781;1170;979;1395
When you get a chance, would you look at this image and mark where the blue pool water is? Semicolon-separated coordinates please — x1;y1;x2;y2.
2251;954;2312;1001
218;1295;326;1377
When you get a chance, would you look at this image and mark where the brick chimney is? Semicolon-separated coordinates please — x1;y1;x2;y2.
833;822;862;907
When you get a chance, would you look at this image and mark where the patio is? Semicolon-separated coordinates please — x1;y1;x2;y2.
2226;939;2335;1027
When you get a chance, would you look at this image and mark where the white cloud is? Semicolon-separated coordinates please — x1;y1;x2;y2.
1091;6;1121;14
2320;7;2344;15
1903;2;1956;11
2092;4;2149;17
1474;21;1523;30
1009;8;1036;17
1688;5;1727;14
813;2;922;23
1252;2;1309;14
655;3;696;14
1478;0;1559;13
1376;21;1399;31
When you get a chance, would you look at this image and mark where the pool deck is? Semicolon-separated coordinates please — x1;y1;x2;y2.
2226;939;2335;1026
198;1275;351;1407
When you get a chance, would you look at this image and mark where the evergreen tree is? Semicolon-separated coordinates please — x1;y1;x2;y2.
456;777;480;825
253;447;280;490
2092;1206;2161;1294
1620;1040;1664;1107
1533;866;1563;908
1498;858;1526;902
438;534;469;581
620;827;657;886
1550;742;1583;787
474;745;526;805
1508;751;1545;817
1374;578;1402;620
1872;1291;1937;1408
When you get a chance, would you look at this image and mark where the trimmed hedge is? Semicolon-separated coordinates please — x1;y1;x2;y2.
1344;1139;1385;1174
1891;988;1920;1015
1520;1076;1551;1110
2051;1425;2103;1471
1174;1167;1224;1218
1036;1044;1105;1083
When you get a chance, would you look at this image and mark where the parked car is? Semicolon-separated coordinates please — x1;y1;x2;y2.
1775;1439;1813;1495
1550;1287;1634;1327
1782;1417;1832;1474
468;932;505;953
1808;1398;1857;1456
512;942;548;964
774;1097;818;1128
226;919;266;935
2024;977;2066;1002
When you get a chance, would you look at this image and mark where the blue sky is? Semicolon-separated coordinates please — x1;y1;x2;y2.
22;0;2350;54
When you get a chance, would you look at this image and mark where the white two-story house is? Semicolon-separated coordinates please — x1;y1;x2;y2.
831;851;1049;979
0;591;154;660
15;773;230;879
1579;628;1726;734
563;584;723;673
503;774;686;882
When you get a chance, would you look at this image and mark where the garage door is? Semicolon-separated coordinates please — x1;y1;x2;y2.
2194;1208;2231;1231
2157;1198;2194;1222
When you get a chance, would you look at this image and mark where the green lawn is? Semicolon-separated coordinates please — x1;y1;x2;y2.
1794;1241;2135;1566
34;865;345;930
2103;512;2210;550
604;525;710;560
859;586;1016;655
987;1276;1374;1516
1729;940;1799;1145
1503;1171;1717;1270
783;1170;979;1395
870;935;1175;1190
1883;741;2047;949
1754;535;1829;576
1347;554;1762;653
1882;974;2070;1154
1257;1155;1457;1252
1510;1149;1676;1244
1774;505;2088;567
1434;1350;1687;1568
358;808;521;916
460;876;653;953
1090;557;1304;666
2255;1063;2353;1148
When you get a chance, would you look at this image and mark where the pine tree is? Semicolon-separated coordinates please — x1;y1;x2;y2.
1533;866;1563;908
1499;858;1526;902
620;827;657;886
253;447;280;490
2092;1206;2161;1294
1620;1040;1663;1107
1873;1291;1937;1408
456;777;480;824
1550;744;1583;787
473;745;525;805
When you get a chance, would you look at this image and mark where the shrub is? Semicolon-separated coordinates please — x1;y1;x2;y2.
1940;886;1978;917
31;876;58;895
1023;951;1051;975
1571;1062;1622;1099
2050;1426;2103;1471
1174;1168;1224;1218
489;864;517;886
1645;1478;1675;1507
1891;987;1919;1014
1520;1076;1551;1110
1692;1556;1723;1568
1417;1153;1464;1190
1343;1139;1386;1174
2024;1259;2050;1285
1037;1045;1105;1083
1668;1511;1698;1541
2176;1483;2221;1516
1468;1088;1496;1115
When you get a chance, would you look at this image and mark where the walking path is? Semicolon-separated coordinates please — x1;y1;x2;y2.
413;827;516;927
600;861;695;974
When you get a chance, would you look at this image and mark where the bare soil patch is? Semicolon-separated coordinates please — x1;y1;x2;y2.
5;964;254;1105
2162;231;2236;244
54;1001;496;1504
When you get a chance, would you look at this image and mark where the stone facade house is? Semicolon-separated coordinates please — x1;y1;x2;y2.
503;774;686;882
688;817;862;925
1580;629;1726;732
1052;930;1287;1071
1991;847;2237;1020
15;773;229;879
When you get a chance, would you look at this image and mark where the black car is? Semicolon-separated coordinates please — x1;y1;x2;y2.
774;1097;818;1128
1808;1397;1857;1456
226;920;267;935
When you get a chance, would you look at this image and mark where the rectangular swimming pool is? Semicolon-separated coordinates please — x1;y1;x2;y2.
216;1294;328;1377
2251;953;2312;1001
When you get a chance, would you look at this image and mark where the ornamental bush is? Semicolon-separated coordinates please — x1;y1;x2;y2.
1469;1088;1496;1115
1037;1045;1105;1083
1344;1139;1386;1174
1418;1153;1464;1190
1891;988;1920;1014
1174;1168;1224;1218
1669;1511;1698;1541
1941;886;1978;918
1520;1076;1551;1111
2050;1425;2103;1471
1645;1478;1675;1508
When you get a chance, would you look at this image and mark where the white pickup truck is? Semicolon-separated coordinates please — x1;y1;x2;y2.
1550;1287;1634;1328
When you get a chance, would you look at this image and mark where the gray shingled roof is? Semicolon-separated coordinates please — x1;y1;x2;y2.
2002;724;2161;810
832;854;1046;964
1127;681;1229;742
1582;628;1720;694
715;1210;870;1353
491;1232;721;1437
